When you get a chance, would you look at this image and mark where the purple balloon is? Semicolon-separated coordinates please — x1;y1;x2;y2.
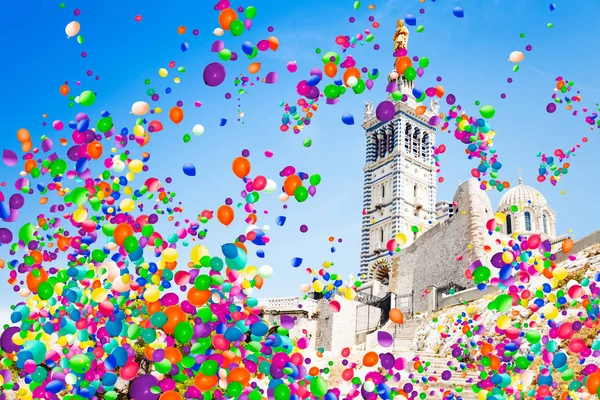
1;327;21;353
211;40;225;53
377;331;393;347
308;186;317;197
203;62;226;87
265;72;278;84
417;67;424;78
306;86;320;100
244;19;252;30
130;375;160;400
366;79;374;90
546;103;557;113
446;94;456;105
376;101;396;122
309;68;322;79
8;194;24;210
429;115;441;126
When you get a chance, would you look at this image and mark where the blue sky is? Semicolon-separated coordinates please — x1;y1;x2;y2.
0;0;599;317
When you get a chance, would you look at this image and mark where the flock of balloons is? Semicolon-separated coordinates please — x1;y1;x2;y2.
0;0;598;400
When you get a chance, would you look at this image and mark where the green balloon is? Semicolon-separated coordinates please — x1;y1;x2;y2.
494;294;512;312
38;281;54;300
525;330;541;344
128;324;141;340
321;52;340;65
19;223;35;244
150;312;167;328
309;174;321;186
294;186;309;203
70;187;89;205
79;90;96;106
174;322;193;343
418;57;430;68
76;35;84;45
195;274;212;290
324;84;340;99
91;249;107;262
473;266;491;284
141;225;154;237
352;79;366;94
227;381;243;398
479;105;496;119
97;117;113;133
404;67;417;81
310;376;328;397
201;359;219;376
274;384;291;400
69;354;91;373
50;159;68;177
230;20;244;36
245;6;257;19
123;236;139;253
392;90;403;101
218;49;232;61
515;356;530;369
155;358;172;374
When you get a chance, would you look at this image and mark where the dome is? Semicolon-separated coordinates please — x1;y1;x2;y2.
497;177;548;212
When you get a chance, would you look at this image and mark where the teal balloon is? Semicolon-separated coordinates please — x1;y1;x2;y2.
23;340;46;364
79;90;96;106
150;312;167;328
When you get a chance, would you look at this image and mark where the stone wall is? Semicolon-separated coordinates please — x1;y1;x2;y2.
389;212;473;313
553;229;600;264
315;298;334;350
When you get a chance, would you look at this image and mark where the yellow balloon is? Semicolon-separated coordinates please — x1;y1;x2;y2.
502;251;514;264
190;245;209;264
553;266;567;280
119;198;135;213
145;286;160;302
162;248;178;262
159;68;168;78
345;288;356;300
73;208;88;223
133;125;145;137
174;77;181;84
496;315;511;330
312;280;324;293
395;233;407;245
494;212;506;224
128;159;144;173
91;288;108;303
544;304;558;319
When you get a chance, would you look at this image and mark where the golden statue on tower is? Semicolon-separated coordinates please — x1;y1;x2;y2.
392;19;409;53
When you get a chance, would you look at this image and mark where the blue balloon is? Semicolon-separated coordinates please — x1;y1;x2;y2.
549;3;556;11
276;216;286;226
219;118;227;126
405;14;417;26
224;326;243;341
102;372;118;386
251;229;266;246
452;7;464;18
181;42;189;52
222;243;239;259
183;163;196;177
77;118;89;133
250;321;268;336
341;113;354;125
306;75;321;87
0;201;10;220
256;249;265;258
76;158;88;173
291;257;303;268
241;41;254;55
46;380;65;394
552;352;567;368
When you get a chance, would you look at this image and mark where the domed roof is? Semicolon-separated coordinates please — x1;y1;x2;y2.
497;177;548;211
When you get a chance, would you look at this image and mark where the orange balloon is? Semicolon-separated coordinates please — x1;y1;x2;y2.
267;36;279;51
146;301;161;315
343;67;361;86
164;347;183;364
415;106;427;115
587;372;600;394
177;26;187;35
217;205;234;226
114;223;134;246
228;367;251;387
160;391;182;400
435;85;445;98
24;159;37;173
59;85;70;96
218;8;238;30
169;106;184;124
87;141;103;159
163;305;186;335
248;62;261;74
17;128;31;142
144;346;154;360
389;308;404;324
562;238;574;254
324;62;338;78
30;250;43;265
21;140;32;153
187;287;210;307
395;56;412;74
283;175;302;196
254;275;264;289
232;157;251;178
363;351;378;367
195;373;219;391
26;269;49;292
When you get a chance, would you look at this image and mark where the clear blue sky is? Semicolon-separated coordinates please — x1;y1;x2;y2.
0;0;599;314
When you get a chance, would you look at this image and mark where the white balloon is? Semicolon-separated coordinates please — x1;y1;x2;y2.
262;225;270;232
346;76;358;87
264;179;277;193
213;28;224;36
258;265;273;278
192;124;205;136
65;21;81;37
278;193;289;202
509;51;524;63
65;373;77;385
131;101;150;116
112;159;126;173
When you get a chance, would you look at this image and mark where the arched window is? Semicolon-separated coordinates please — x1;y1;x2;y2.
380;228;384;243
404;125;412;153
421;133;430;161
506;214;512;235
374;135;380;160
524;212;532;231
412;130;420;158
543;214;548;234
381;184;385;199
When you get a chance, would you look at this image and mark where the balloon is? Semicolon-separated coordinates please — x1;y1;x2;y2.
192;124;204;136
479;105;496;119
183;163;196;176
395;56;412;74
203;62;226;87
174;322;193;343
195;373;219;391
79;90;96;106
341;113;354;125
452;7;464;18
232;157;251;178
65;21;80;37
376;101;396;122
114;223;134;246
284;175;302;196
509;51;524;63
389;308;404;324
294;186;309;202
230;19;244;36
218;8;238;30
169;107;184;124
131;101;150;116
130;375;160;399
562;238;574;254
217;205;234;226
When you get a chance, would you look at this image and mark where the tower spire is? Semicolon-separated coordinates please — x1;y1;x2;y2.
389;20;413;92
